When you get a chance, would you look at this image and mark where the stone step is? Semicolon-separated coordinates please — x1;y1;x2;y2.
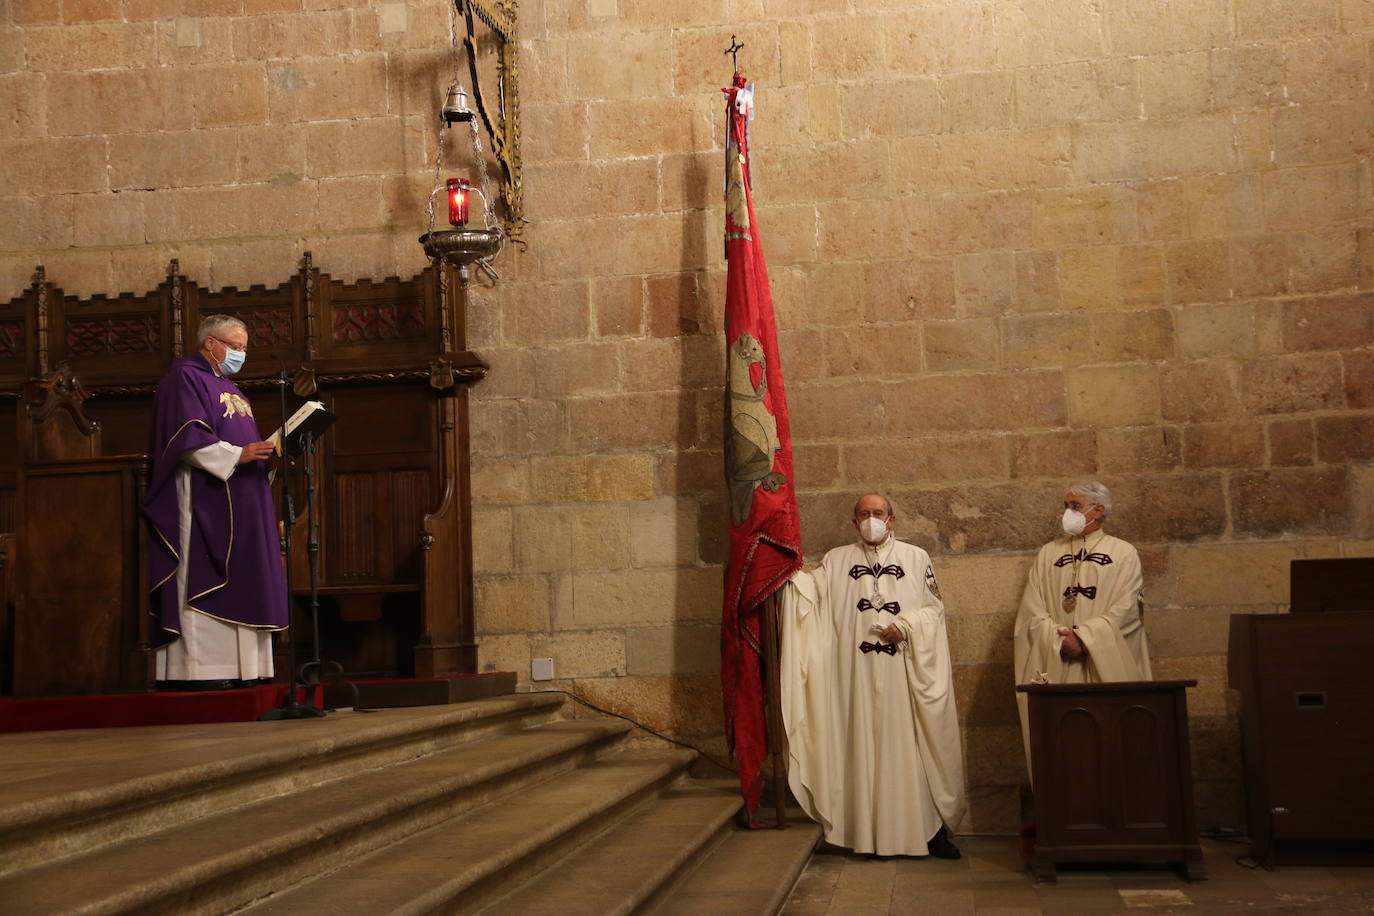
240;747;699;916
0;693;563;879
474;780;743;916
650;813;822;916
0;716;630;916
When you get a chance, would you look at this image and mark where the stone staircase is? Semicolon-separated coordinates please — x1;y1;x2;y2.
0;693;818;915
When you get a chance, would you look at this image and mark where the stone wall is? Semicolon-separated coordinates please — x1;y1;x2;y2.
3;0;1372;834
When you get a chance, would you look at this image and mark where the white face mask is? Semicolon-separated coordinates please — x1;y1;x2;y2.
1062;508;1087;536
859;517;890;544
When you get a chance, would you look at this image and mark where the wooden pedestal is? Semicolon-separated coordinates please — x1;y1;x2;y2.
1019;680;1204;883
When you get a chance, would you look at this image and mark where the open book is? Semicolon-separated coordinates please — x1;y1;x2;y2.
267;400;337;456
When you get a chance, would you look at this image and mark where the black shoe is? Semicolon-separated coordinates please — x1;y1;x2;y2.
928;825;961;859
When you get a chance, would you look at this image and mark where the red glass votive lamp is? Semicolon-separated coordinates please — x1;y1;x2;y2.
446;177;471;227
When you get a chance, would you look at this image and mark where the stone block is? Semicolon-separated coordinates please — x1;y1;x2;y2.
1015;59;1137;128
1282;293;1374;351
1188;715;1243;786
824;323;923;377
883;370;1068;435
839;77;939;139
303;118;409;179
46;69;168;136
862;258;957;323
1262;164;1364;231
477;633;530;682
1346;0;1374;29
471;507;513;576
937;552;1037;617
592;276;643;338
628;497;700;568
883;3;996;75
108;128;238;190
1159;540;1293;611
791;380;884;440
1212;44;1286;109
237;124;306;183
843;434;1013;487
1000;313;1088;369
790;261;865;330
530;631;625;680
1010;430;1098;479
1166;239;1231;305
625;625;720;676
1240;353;1345;414
1097;425;1182;473
501;279;590;344
530;454;655;503
1344;350;1374;408
1161;360;1245;422
1235;111;1276;173
940;71;1014;134
1181;421;1265;468
61;0;122;21
1033;186;1138;248
963;724;1028;787
946;611;1016;666
954;251;1014;318
142;182;318;242
818;195;930;262
923;318;999;372
776;19;812;86
521;101;589;166
1057;246;1120;311
1014;250;1061;313
1152;655;1236;718
567;31;672;100
0;195;74;250
898;479;1069;554
1274;100;1374;167
1231;466;1351;537
532;342;619;398
232;11;354;60
567;391;694;451
267;55;389;124
71;192;144;248
568;502;631;570
1236;0;1342;38
1287;229;1359;293
511;506;573;575
0;73;45;140
1107;472;1228;543
928;191;1033;254
1316;415;1374;462
778;328;826;386
1267;418;1315;466
1175;303;1257;359
1230;235;1289;298
1068;364;1160;428
475;574;552;635
588;96;714;159
569;565;720;628
1119;244;1169;308
955;662;1018;726
573;674;723;738
994;0;1106;67
1106;0;1233;55
1091;309;1175;363
24;21;157;71
1139;51;1212;119
316;177;386;231
187;62;269;130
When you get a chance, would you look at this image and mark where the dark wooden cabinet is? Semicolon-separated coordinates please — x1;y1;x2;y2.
1228;610;1374;867
1018;680;1205;882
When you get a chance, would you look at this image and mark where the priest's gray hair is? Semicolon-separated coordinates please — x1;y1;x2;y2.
853;492;897;518
1067;480;1112;518
197;314;246;341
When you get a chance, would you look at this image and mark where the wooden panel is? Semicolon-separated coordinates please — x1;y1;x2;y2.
331;472;377;581
390;469;431;581
1119;705;1169;828
1058;709;1106;830
0;399;15;533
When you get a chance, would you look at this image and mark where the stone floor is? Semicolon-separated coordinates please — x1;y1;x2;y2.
782;837;1374;915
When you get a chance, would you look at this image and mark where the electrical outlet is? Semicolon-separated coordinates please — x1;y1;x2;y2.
531;657;554;681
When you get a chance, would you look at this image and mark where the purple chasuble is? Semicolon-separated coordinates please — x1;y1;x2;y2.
143;355;288;646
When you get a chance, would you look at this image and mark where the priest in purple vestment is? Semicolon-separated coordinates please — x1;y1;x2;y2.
143;314;288;688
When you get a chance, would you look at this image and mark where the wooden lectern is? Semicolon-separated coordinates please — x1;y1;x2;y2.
1018;680;1205;883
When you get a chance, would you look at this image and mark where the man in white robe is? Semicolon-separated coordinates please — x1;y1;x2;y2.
781;493;966;858
1013;480;1152;767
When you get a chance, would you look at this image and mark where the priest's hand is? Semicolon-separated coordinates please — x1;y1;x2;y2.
238;441;276;464
880;623;905;644
1056;627;1086;661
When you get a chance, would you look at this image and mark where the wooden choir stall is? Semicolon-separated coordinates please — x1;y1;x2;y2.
0;256;486;698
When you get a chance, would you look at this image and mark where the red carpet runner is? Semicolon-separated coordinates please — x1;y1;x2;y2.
0;684;324;733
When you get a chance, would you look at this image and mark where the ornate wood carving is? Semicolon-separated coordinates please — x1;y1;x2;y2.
458;0;524;245
34;267;49;377
168;259;185;358
0;320;23;359
65;315;161;356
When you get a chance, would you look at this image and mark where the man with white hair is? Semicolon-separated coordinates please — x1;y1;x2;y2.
781;493;966;858
1013;480;1152;762
142;314;288;689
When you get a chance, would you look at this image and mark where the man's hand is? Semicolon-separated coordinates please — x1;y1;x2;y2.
881;623;905;645
238;441;276;464
1057;627;1086;661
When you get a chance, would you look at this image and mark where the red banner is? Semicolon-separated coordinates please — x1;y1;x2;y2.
719;73;803;822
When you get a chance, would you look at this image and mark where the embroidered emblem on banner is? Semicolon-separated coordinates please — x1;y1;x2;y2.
924;564;942;600
1053;550;1113;568
857;598;902;616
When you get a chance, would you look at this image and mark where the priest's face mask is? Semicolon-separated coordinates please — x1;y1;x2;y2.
853;495;893;545
1061;492;1103;536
